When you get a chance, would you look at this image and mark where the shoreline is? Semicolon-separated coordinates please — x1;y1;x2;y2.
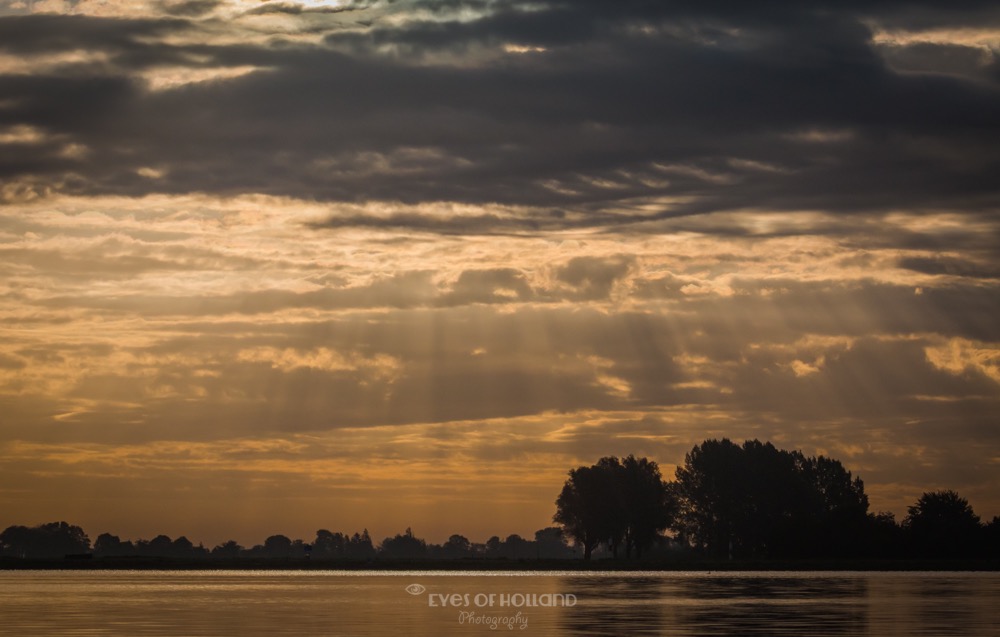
2;557;998;572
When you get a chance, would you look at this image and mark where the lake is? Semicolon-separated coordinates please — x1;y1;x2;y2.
1;570;997;635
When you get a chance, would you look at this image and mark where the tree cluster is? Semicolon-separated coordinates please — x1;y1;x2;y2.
0;523;574;562
376;527;575;560
90;528;378;561
555;455;673;559
554;439;998;560
0;521;89;559
673;439;870;558
2;439;996;563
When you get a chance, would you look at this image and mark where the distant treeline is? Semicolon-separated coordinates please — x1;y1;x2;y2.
0;523;575;561
2;439;998;562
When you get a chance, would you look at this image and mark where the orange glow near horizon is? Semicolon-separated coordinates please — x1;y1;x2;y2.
1;2;998;549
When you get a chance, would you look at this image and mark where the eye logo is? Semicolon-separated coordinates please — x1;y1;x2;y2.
405;584;427;595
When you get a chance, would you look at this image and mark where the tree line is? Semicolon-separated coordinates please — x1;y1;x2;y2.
555;438;999;560
2;439;997;562
0;523;575;561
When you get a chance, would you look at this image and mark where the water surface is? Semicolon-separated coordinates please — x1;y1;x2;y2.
1;570;997;636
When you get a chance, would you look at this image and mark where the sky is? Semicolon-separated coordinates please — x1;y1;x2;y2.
1;0;998;548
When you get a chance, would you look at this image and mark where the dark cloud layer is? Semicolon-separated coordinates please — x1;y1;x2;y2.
1;0;999;221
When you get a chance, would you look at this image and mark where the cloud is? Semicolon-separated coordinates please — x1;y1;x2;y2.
1;1;998;539
0;2;998;217
897;255;1000;279
159;0;223;17
555;255;634;301
243;1;359;16
440;268;534;305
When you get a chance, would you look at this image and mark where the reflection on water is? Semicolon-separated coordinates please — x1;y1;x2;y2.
0;570;997;636
562;574;870;636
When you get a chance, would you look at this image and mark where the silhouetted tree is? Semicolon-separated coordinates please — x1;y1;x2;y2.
263;534;293;558
555;455;674;559
137;534;174;557
535;527;574;558
1;521;90;558
620;455;675;559
172;536;196;558
862;511;904;558
904;490;983;558
93;533;134;557
440;534;472;559
741;441;813;555
485;535;503;557
673;439;747;557
0;526;34;558
478;533;547;559
211;540;243;559
776;452;870;557
379;527;426;559
673;439;871;558
986;517;1000;559
291;539;310;558
554;458;626;559
313;530;346;559
46;521;91;555
595;457;631;557
505;534;533;559
346;529;376;559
